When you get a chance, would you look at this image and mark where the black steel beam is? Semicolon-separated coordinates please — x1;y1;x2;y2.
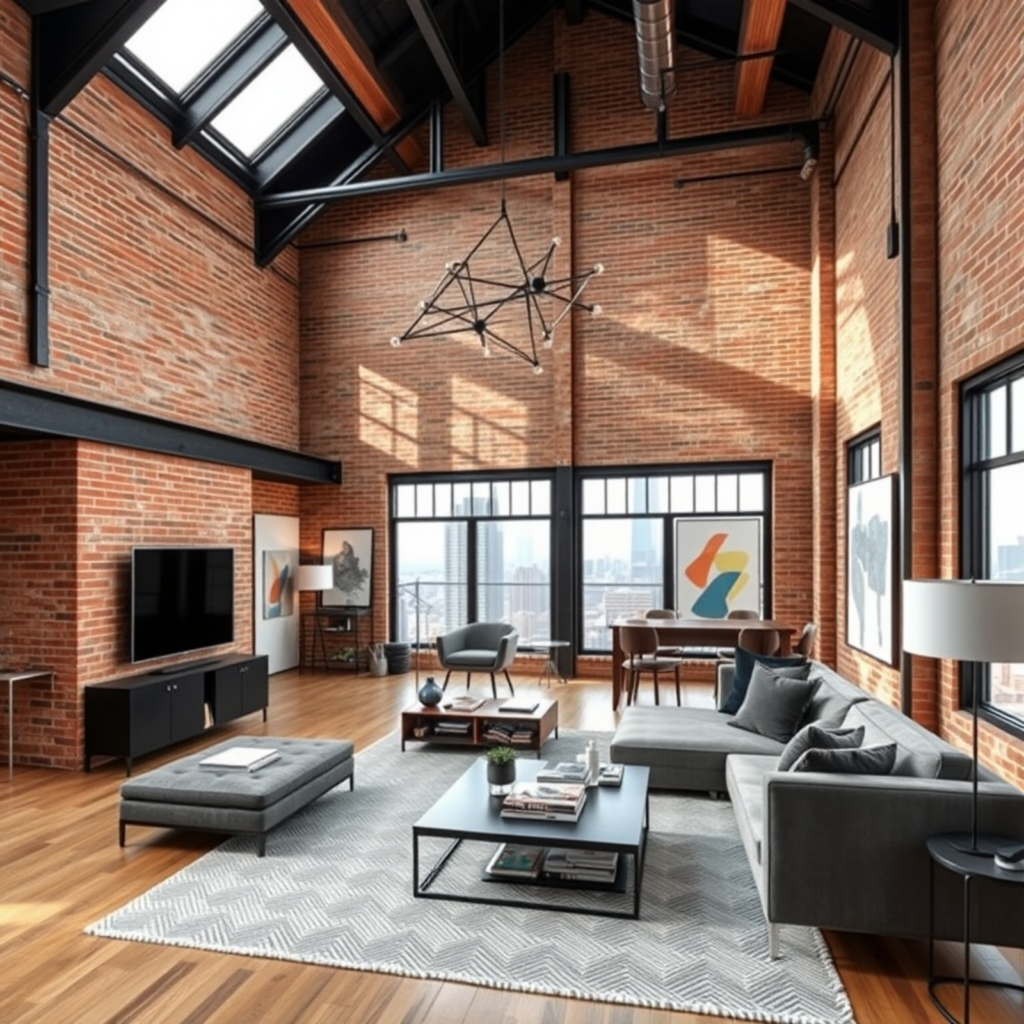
406;0;487;146
172;20;289;150
253;94;347;194
17;0;94;12
788;0;898;55
260;120;820;208
430;100;444;175
260;0;411;177
34;0;164;114
29;27;51;368
0;382;341;484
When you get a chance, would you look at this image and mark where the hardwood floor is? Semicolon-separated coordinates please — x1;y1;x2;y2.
2;667;1022;1023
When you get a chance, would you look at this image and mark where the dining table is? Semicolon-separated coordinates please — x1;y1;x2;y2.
610;618;796;710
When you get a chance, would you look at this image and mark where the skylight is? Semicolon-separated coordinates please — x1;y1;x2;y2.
210;46;325;157
124;0;264;94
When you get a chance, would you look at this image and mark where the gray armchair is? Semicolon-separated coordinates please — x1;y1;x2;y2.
435;622;519;698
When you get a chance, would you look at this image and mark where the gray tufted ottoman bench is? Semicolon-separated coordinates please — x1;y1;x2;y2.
119;736;354;856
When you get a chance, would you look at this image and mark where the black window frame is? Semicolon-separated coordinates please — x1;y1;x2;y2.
575;462;773;655
848;427;882;485
961;351;1024;740
389;469;556;647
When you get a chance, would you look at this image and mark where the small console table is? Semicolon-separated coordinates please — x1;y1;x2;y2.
927;832;1024;1024
1;667;55;780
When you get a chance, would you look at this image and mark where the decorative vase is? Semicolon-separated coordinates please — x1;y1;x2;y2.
487;759;516;796
418;676;443;707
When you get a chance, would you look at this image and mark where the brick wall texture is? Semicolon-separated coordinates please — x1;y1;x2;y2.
2;0;1024;786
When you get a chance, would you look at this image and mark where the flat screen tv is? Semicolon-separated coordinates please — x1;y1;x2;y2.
131;546;234;663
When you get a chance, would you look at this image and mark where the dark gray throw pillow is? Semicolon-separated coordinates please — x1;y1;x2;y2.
791;743;897;775
720;648;809;714
777;723;866;772
728;664;819;743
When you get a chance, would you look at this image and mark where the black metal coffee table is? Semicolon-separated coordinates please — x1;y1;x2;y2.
412;759;650;919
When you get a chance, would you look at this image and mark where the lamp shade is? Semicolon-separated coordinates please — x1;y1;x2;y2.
902;579;1024;663
297;564;333;592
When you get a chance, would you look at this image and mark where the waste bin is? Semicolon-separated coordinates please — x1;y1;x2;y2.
383;641;411;674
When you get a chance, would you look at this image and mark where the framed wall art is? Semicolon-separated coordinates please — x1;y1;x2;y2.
322;527;374;609
675;517;762;618
846;474;898;665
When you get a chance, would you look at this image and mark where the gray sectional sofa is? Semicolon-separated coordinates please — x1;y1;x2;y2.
611;660;1024;956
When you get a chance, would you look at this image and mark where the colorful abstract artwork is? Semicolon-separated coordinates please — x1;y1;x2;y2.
675;518;762;618
846;475;897;664
263;550;295;619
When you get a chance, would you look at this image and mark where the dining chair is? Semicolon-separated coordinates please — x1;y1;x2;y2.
620;625;684;706
795;622;818;658
736;626;781;657
716;608;761;661
643;608;683;656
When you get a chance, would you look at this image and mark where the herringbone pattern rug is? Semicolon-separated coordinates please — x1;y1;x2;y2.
86;731;853;1023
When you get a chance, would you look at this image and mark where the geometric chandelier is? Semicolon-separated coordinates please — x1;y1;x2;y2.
389;199;603;373
389;0;603;374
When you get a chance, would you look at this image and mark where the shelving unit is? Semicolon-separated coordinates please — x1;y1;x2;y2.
400;697;558;756
303;607;370;673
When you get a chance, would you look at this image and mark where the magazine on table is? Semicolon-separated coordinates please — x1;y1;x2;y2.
536;761;589;783
484;843;547;879
498;698;540;714
500;781;587;821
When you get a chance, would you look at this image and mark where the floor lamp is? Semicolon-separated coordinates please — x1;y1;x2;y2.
298;565;334;670
902;578;1024;863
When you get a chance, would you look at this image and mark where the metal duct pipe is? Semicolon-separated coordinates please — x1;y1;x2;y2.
633;0;676;111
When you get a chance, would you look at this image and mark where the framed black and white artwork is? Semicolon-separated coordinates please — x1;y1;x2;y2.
846;474;897;664
321;527;374;609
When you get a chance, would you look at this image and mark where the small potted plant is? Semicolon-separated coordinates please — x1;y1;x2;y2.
485;745;516;795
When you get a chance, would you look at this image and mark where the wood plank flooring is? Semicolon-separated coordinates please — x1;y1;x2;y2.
2;667;1022;1023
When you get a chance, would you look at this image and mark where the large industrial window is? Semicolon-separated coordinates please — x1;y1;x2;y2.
390;473;553;647
962;354;1024;735
848;428;882;484
578;465;771;652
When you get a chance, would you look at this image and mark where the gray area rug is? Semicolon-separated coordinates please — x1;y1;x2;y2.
86;731;854;1024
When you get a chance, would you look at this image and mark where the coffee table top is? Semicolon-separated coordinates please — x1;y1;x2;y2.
403;697;557;720
414;758;649;849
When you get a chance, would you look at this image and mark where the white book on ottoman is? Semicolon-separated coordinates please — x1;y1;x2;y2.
199;746;280;772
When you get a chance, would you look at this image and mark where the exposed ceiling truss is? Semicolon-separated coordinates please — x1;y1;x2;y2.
16;0;901;267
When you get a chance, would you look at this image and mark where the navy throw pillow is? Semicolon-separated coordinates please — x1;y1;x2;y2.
720;647;809;715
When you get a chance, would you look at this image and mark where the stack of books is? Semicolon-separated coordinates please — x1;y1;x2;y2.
499;698;539;714
483;721;515;744
543;847;619;883
434;720;472;737
484;843;546;880
598;763;624;787
500;781;587;822
199;747;279;772
509;725;536;745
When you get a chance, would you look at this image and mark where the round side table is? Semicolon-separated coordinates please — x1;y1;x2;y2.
926;832;1024;1024
529;640;570;688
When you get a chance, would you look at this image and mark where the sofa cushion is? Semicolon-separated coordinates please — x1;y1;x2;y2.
777;723;866;772
729;664;818;743
841;701;973;780
720;648;809;714
790;743;897;774
725;754;778;869
800;663;871;728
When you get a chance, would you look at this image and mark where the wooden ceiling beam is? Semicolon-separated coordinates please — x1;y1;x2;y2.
734;0;787;117
284;0;422;168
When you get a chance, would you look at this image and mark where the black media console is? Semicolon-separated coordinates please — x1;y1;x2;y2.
84;653;269;775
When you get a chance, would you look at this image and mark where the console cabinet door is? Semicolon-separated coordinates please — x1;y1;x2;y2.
129;681;172;755
240;657;269;716
206;656;269;725
168;673;206;742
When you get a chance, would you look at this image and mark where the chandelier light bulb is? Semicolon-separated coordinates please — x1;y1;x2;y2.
591;304;603;317
533;363;544;375
551;236;561;247
594;263;605;275
542;332;553;349
390;336;402;347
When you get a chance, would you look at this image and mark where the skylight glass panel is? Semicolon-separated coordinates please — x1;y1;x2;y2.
210;46;323;157
125;0;264;94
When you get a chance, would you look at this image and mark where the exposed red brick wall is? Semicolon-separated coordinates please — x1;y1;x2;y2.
832;43;902;704
0;8;300;449
253;481;301;518
933;0;1024;788
298;10;817;641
